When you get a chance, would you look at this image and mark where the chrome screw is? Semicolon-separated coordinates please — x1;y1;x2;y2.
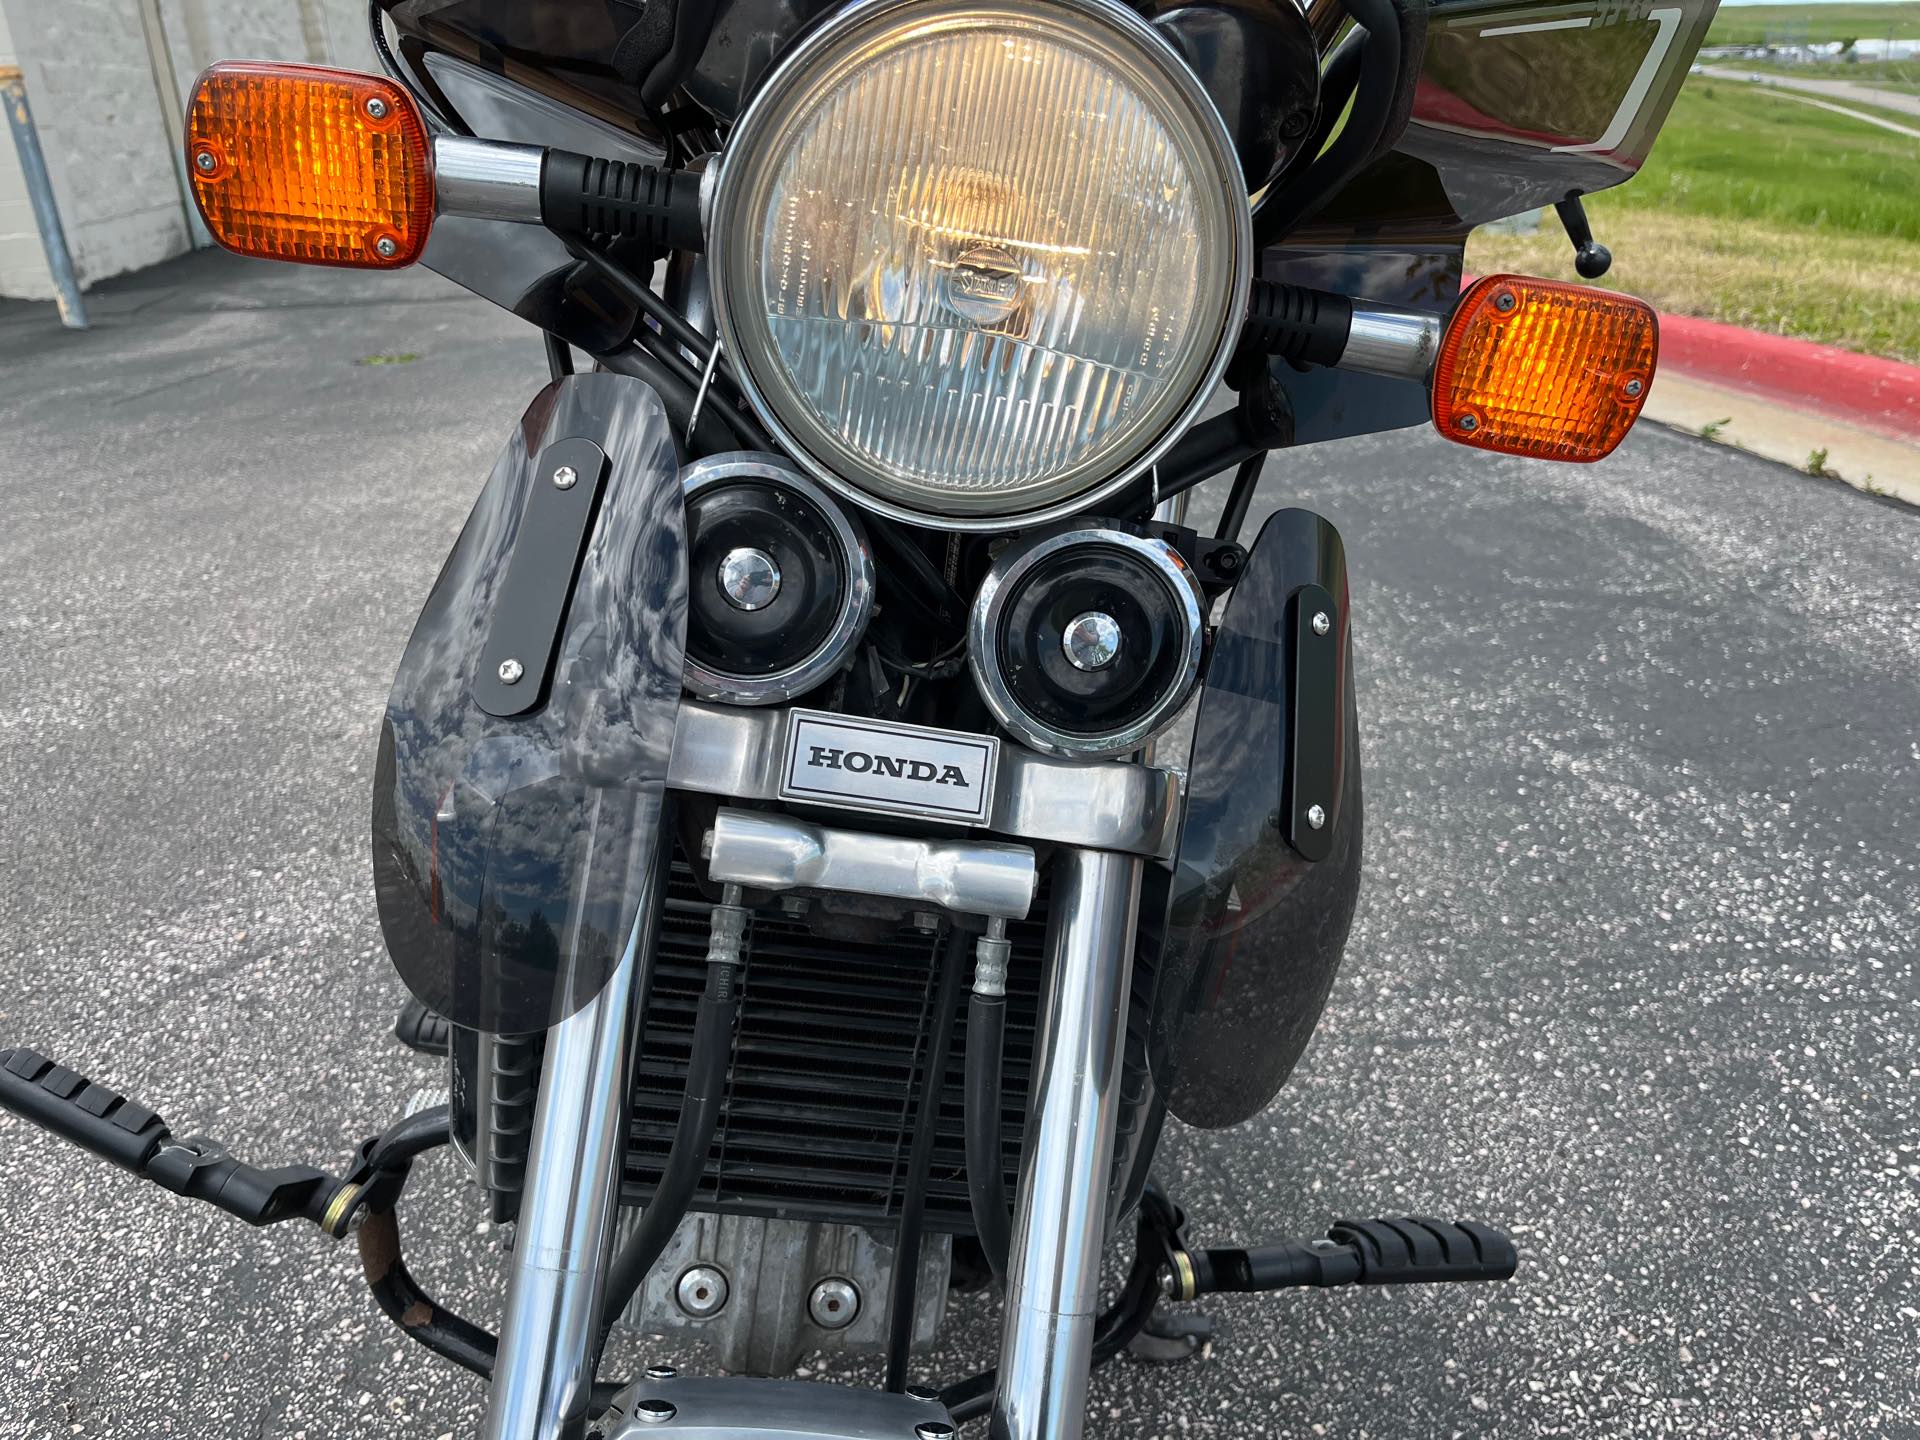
193;149;217;174
374;236;398;259
1306;804;1327;830
1312;611;1331;636
915;1423;957;1440
906;1385;942;1403
634;1398;677;1424
717;546;781;612
1493;290;1517;313
552;464;577;490
644;1364;677;1380
1624;378;1645;398
1061;610;1122;672
1457;415;1480;434
364;96;390;120
497;658;525;685
808;1277;860;1331
675;1264;729;1318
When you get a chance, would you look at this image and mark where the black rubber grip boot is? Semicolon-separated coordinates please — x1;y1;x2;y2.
1243;280;1355;368
541;150;705;251
1332;1217;1519;1285
0;1046;172;1173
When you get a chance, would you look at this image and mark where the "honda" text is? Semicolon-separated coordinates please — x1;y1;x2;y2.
808;745;972;787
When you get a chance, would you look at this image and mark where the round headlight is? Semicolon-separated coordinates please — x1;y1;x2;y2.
708;0;1251;530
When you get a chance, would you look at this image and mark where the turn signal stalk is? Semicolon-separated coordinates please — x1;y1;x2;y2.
184;60;709;273
1433;275;1658;462
186;62;433;268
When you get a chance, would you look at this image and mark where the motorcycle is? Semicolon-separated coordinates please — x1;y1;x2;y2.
0;0;1714;1436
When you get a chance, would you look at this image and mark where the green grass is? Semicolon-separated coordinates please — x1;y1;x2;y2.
1713;57;1920;93
1723;75;1920;132
1611;79;1920;239
1706;3;1920;47
1466;78;1920;361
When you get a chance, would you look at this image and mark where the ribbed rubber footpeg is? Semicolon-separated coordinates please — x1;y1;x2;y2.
0;1045;346;1228
393;997;452;1057
1332;1217;1518;1285
1169;1217;1517;1300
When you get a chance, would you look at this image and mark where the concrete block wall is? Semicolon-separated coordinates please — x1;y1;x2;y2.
0;0;376;302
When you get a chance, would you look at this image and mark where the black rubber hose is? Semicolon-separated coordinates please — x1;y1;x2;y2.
596;345;733;459
963;992;1013;1282
596;964;741;1349
885;931;970;1392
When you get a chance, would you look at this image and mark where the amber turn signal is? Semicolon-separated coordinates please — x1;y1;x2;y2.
1432;275;1658;463
185;62;432;269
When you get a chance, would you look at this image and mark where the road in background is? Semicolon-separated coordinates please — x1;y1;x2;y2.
1707;64;1920;118
1;255;1915;1438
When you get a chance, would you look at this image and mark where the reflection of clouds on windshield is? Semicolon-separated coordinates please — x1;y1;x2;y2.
1154;510;1364;1130
371;374;688;1034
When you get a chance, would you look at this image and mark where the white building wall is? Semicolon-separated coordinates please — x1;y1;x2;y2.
0;0;377;302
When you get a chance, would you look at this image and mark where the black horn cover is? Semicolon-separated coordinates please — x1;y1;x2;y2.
1149;507;1362;1128
372;373;687;1034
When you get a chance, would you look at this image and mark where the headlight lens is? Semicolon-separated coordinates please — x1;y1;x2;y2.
708;0;1250;527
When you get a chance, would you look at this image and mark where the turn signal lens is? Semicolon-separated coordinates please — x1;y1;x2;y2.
1433;275;1658;462
186;62;432;269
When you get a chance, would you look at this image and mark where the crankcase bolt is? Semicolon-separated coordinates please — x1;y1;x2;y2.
808;1276;860;1330
675;1264;729;1319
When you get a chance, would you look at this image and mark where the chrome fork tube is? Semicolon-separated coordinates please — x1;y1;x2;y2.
480;872;663;1440
991;847;1144;1440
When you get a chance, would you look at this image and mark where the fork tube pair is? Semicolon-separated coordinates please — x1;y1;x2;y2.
481;846;1143;1440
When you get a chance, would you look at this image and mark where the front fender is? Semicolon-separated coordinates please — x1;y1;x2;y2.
372;373;688;1034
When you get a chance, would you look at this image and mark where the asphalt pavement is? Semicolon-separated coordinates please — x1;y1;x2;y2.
1;253;1916;1440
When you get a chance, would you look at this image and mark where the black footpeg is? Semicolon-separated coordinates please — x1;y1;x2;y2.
0;1046;351;1229
1164;1217;1517;1301
393;997;452;1057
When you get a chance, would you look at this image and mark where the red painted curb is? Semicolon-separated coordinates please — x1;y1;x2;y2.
1654;310;1920;443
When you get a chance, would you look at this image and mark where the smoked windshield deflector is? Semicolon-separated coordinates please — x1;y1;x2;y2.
1152;507;1363;1128
372;373;687;1034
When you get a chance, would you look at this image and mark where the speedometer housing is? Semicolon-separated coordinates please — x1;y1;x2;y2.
706;0;1252;530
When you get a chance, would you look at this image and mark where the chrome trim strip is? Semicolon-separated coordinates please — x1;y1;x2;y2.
667;701;1182;860
993;848;1144;1440
433;135;546;223
969;529;1206;759
679;454;875;706
1340;307;1444;383
480;879;663;1440
705;806;1038;919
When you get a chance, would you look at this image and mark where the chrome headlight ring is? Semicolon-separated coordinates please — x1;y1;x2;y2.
706;0;1253;532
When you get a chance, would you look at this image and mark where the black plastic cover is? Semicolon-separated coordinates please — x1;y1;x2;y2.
1151;507;1362;1129
372;373;687;1034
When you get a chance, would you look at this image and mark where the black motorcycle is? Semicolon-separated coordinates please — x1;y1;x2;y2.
0;1;1711;1435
